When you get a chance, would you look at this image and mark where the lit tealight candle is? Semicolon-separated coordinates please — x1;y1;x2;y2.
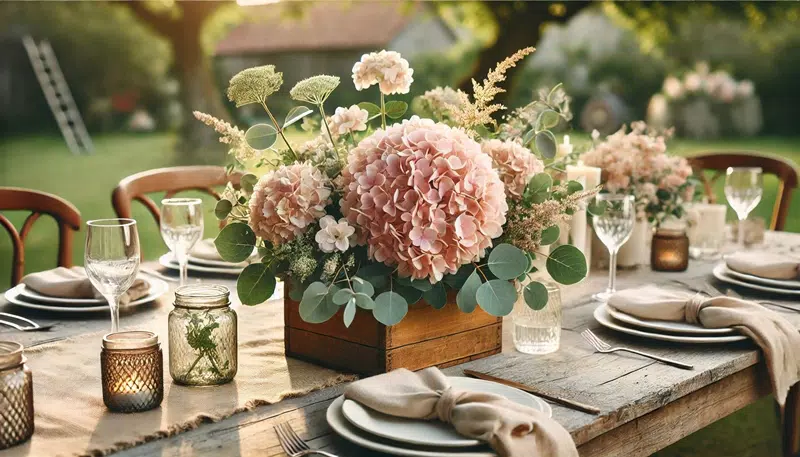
101;331;163;413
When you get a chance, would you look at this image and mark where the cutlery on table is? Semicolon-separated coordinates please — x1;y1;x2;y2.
274;422;338;457
462;369;600;415
725;288;800;314
0;312;54;332
581;329;694;370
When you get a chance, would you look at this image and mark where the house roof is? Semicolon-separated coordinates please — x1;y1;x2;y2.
215;2;425;56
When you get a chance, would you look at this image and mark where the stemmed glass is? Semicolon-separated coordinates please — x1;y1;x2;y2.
724;167;763;250
85;218;141;333
160;198;204;286
592;194;636;302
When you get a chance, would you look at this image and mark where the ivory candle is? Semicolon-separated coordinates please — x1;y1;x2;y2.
557;135;573;159
686;203;727;258
566;162;602;190
566;163;602;266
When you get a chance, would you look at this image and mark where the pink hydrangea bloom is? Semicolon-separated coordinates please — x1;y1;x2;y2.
481;139;544;198
329;105;369;136
341;116;508;282
352;50;414;95
249;162;331;245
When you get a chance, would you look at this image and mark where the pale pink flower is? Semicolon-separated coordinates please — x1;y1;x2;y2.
340;116;507;282
684;72;702;92
481;139;544;198
329;105;369;136
249;163;331;244
662;76;683;99
352;50;414;95
315;216;356;253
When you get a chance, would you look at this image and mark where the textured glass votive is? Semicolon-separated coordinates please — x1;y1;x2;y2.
651;229;690;272
512;281;562;354
0;341;34;450
169;284;237;386
101;331;163;413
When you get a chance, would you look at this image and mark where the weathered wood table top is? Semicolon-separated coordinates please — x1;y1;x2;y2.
2;231;798;457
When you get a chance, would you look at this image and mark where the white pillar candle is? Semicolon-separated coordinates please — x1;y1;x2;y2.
556;135;573;159
566;163;602;267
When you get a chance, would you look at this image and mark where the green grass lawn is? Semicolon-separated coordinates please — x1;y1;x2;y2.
1;132;798;456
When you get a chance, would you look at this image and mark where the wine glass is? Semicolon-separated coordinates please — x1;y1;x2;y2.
591;194;635;302
85;218;140;332
725;167;763;250
160;198;204;286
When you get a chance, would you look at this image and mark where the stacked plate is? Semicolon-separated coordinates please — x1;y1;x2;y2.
713;262;800;296
326;377;551;457
3;276;169;314
593;304;747;344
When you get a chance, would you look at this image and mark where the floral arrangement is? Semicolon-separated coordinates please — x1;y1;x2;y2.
195;48;597;328
580;122;695;225
647;62;762;139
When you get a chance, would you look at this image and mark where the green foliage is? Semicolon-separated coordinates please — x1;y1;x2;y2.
476;279;516;316
546;244;588;285
523;281;549;310
373;291;408;326
456;270;482;313
183;311;229;381
237;263;276;305
214;200;233;220
358;102;383;121
284;106;313;129
214;223;256;263
534;131;558;159
487;243;528;280
384;101;409;119
240;173;258;193
540;226;560;246
245;124;278;150
343;298;356;328
299;282;335;323
423;283;447;310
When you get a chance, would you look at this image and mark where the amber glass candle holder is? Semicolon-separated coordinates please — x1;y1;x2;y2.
651;229;690;272
101;331;163;413
0;341;34;450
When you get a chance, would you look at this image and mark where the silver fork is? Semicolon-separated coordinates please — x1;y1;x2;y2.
0;313;54;332
274;422;338;457
581;329;694;370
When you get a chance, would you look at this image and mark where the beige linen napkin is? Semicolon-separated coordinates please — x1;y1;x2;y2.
21;266;150;305
609;285;800;405
345;367;578;457
726;251;800;280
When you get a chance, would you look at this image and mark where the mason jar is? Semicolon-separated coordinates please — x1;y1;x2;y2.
0;341;34;449
168;284;237;385
512;280;562;355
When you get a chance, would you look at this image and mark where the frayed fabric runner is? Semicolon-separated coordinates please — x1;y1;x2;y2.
5;295;355;457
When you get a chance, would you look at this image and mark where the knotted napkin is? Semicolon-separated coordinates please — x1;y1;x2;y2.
609;285;800;405
344;367;578;457
726;251;800;280
22;266;150;305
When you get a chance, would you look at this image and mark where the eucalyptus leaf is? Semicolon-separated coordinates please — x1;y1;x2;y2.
214;223;256;263
373;291;408;326
332;288;354;305
443;263;475;289
245;124;278;151
546;244;588;285
288;279;304;302
456;270;482;313
409;279;433;292
353;292;375;310
523;281;549;311
300;283;339;323
476;279;517;316
487;244;528;280
540;225;560;246
527;173;553;195
241;173;258;193
358;102;382;121
343;297;356;328
214;199;232;221
284;106;313;128
237;263;276;305
384;101;408;119
352;277;375;297
395;285;423;305
534;130;557;159
357;262;393;278
588;200;608;217
521;129;536;147
536;109;560;130
566;180;584;195
423;283;447;310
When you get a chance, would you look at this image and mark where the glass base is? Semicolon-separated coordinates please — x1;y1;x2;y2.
513;324;560;355
592;291;613;303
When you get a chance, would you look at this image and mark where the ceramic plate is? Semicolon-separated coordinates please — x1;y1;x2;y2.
718;262;800;290
3;277;169;313
713;264;800;296
606;305;735;335
327;397;497;457
160;253;243;275
594;305;747;344
340;376;551;448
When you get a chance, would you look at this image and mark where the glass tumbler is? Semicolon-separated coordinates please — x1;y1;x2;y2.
512;281;562;355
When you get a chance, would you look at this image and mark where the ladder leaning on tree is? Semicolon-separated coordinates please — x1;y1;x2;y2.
22;36;93;155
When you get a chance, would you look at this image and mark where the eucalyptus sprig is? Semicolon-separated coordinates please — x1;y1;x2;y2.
183;312;229;381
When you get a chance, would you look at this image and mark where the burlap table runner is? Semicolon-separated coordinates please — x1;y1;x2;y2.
4;294;355;457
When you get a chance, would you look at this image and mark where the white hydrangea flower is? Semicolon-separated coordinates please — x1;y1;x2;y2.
328;105;369;136
352;50;414;95
315;216;356;253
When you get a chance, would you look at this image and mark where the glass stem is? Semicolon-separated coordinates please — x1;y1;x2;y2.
738;215;746;250
180;260;188;286
607;249;618;295
106;294;121;333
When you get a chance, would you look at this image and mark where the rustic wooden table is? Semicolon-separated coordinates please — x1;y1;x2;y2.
3;232;800;457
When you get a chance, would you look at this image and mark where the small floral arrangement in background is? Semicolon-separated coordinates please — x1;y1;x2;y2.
647;62;762;139
194;48;597;329
581;121;696;225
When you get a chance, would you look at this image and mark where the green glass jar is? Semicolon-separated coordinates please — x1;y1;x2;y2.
168;285;237;386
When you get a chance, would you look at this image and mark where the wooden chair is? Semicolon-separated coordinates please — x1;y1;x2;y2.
111;166;242;225
0;187;82;285
687;152;799;231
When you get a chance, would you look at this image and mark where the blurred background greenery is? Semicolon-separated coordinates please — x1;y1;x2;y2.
1;2;799;455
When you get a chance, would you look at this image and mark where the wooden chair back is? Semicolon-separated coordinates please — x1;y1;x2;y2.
687;152;798;231
0;187;82;285
111;166;242;225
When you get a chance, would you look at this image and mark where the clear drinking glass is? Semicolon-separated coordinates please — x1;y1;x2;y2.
85;218;140;332
160;198;204;286
592;194;635;302
724;167;763;250
512;281;561;354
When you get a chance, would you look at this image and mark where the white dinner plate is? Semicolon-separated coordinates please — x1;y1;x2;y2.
188;255;249;269
160;253;243;275
3;277;169;313
327;397;497;457
713;264;800;296
718;262;800;290
594;305;747;344
340;376;551;448
606;305;735;336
